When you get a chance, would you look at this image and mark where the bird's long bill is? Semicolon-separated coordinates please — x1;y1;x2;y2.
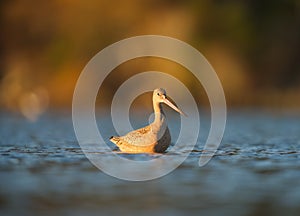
163;97;187;117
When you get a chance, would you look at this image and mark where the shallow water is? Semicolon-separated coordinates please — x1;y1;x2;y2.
0;110;300;216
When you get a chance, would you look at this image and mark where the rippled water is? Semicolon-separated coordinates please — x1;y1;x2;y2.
0;110;300;216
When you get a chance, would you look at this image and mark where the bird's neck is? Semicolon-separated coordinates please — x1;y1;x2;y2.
153;102;165;124
152;102;168;134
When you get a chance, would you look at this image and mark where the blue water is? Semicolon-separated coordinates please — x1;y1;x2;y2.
0;110;300;216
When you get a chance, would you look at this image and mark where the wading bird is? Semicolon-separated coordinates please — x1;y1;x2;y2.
110;88;186;153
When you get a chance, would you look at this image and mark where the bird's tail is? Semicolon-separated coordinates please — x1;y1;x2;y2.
109;136;120;144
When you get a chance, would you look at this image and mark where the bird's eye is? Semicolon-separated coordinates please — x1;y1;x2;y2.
157;93;160;96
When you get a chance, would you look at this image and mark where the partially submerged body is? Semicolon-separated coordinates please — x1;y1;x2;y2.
110;88;186;153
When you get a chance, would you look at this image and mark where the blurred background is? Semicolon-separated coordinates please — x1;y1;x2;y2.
1;0;300;121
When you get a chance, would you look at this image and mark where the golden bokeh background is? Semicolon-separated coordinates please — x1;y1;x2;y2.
1;0;300;120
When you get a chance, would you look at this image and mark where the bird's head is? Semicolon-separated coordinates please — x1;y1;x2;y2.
153;88;187;116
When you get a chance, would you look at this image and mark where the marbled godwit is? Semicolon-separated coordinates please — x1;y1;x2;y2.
110;88;186;153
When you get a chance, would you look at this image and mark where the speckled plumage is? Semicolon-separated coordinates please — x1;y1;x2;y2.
110;88;186;153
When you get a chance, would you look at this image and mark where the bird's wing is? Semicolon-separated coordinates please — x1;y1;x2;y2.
121;125;156;145
124;125;151;138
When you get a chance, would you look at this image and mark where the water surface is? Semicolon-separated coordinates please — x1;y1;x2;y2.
0;110;300;216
